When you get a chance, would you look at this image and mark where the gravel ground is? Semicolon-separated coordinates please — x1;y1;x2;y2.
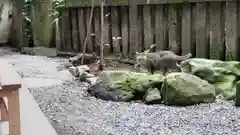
1;47;240;135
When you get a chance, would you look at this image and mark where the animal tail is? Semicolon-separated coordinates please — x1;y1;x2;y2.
175;53;192;61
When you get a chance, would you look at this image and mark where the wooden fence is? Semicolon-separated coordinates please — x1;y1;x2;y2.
57;0;240;60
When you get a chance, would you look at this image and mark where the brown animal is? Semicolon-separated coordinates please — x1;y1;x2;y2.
135;51;192;74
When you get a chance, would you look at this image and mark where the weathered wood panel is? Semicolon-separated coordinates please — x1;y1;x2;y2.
209;2;224;60
155;5;168;51
181;4;191;55
103;7;111;54
59;16;65;51
70;8;79;52
143;5;152;50
225;1;238;60
191;3;196;57
196;3;208;58
111;6;121;53
85;7;94;53
168;4;180;54
77;8;86;52
137;6;144;52
121;6;129;56
63;9;72;51
129;0;139;55
94;7;101;54
57;1;240;61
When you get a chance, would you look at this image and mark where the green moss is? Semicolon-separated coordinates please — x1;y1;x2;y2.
108;71;164;93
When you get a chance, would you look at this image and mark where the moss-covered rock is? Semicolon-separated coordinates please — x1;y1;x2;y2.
180;58;240;100
144;88;161;104
87;70;164;102
162;72;216;106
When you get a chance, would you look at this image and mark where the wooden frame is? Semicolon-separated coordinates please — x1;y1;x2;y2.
0;59;22;135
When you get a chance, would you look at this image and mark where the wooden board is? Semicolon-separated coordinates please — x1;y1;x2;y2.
94;7;101;54
77;8;87;52
181;4;191;55
58;16;65;51
196;3;208;58
191;3;197;57
0;60;21;90
64;8;73;52
121;6;129;56
85;7;94;53
103;7;111;54
209;2;224;60
111;6;121;53
129;0;139;55
62;10;69;51
137;6;144;52
225;1;237;60
143;5;152;50
168;4;180;54
70;8;79;52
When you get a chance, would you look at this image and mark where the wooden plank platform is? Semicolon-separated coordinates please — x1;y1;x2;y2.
0;60;57;135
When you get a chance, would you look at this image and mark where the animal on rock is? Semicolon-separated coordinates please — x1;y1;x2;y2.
135;50;192;74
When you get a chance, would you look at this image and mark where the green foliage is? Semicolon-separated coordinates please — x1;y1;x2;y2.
22;0;67;45
50;0;66;24
23;0;33;42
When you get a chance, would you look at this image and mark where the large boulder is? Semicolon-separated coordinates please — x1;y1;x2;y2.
87;70;164;103
162;72;216;106
180;58;240;100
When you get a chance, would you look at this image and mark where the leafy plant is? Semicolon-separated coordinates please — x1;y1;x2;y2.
50;0;66;24
22;0;67;46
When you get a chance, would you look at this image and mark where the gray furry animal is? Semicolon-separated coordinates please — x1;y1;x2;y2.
135;51;192;74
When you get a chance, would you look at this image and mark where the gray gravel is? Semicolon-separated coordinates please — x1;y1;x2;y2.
1;47;240;135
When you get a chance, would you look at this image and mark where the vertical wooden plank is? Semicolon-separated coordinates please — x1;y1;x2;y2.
209;2;224;60
206;3;211;59
151;5;156;51
237;2;240;60
8;90;21;135
85;8;94;53
103;6;111;54
78;8;86;52
129;0;139;55
59;16;65;51
62;9;69;51
155;5;167;51
225;2;237;60
181;4;191;55
191;3;196;57
121;6;129;57
55;18;60;51
168;4;180;54
196;3;208;58
94;7;101;54
65;8;73;51
137;6;144;52
71;8;79;52
143;5;152;50
111;6;121;53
